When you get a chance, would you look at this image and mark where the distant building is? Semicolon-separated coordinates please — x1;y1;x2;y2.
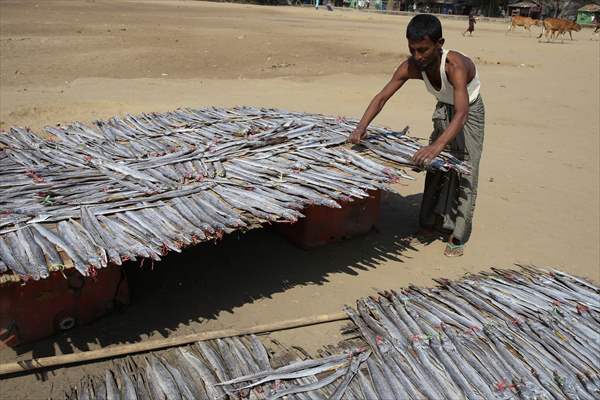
428;0;460;14
413;0;473;14
576;3;600;24
507;0;542;18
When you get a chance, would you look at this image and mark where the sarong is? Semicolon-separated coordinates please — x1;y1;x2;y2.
418;95;485;244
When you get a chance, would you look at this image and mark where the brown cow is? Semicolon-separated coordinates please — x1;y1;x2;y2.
507;15;542;36
538;18;582;42
556;19;582;40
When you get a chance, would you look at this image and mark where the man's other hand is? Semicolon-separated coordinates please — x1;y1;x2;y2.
348;128;366;144
413;143;443;167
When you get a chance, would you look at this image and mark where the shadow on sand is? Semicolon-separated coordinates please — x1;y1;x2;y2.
11;191;430;363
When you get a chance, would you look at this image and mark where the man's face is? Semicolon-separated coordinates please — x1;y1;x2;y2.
408;36;443;71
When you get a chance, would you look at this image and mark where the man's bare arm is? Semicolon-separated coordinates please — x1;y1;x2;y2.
348;61;415;144
412;57;470;166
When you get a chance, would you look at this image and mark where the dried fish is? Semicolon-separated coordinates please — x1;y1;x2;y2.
2;107;470;280
65;267;600;400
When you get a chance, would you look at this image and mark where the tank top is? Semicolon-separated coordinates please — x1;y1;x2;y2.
422;49;480;105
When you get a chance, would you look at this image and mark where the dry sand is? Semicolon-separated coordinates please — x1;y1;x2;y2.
0;0;599;398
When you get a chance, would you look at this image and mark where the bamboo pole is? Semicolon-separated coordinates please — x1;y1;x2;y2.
0;312;349;376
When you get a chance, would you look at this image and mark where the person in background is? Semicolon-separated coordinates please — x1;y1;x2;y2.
593;13;600;35
462;13;477;36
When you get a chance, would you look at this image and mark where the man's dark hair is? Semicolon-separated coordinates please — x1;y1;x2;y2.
406;14;443;41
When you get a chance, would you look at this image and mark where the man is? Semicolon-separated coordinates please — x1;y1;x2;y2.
348;14;485;257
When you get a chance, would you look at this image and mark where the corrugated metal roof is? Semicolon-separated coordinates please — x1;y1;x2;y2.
0;107;471;284
431;0;458;4
578;3;600;11
509;1;541;8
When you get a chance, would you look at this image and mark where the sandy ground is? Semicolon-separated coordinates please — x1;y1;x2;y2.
0;0;599;398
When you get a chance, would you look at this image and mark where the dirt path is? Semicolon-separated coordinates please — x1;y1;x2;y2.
0;1;598;398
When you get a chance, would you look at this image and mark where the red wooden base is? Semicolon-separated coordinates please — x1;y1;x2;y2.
275;190;381;248
0;265;129;347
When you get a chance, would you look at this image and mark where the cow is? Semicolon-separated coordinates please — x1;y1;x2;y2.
507;15;542;36
556;19;582;40
537;18;582;42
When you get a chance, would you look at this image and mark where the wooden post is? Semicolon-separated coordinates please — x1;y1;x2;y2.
0;312;349;376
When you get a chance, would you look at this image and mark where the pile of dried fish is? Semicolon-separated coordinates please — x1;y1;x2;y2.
345;265;600;400
0;107;471;282
65;335;371;400
66;266;599;399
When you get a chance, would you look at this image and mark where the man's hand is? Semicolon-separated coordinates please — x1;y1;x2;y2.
348;128;367;144
413;143;444;167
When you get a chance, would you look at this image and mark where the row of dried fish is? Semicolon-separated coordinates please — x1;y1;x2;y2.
1;107;468;218
2;107;467;169
1;146;410;226
65;267;599;400
1;180;344;278
65;335;370;400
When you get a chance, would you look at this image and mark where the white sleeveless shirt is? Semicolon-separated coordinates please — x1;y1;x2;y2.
422;49;480;105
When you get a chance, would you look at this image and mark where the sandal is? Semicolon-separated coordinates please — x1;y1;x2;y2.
444;242;464;257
